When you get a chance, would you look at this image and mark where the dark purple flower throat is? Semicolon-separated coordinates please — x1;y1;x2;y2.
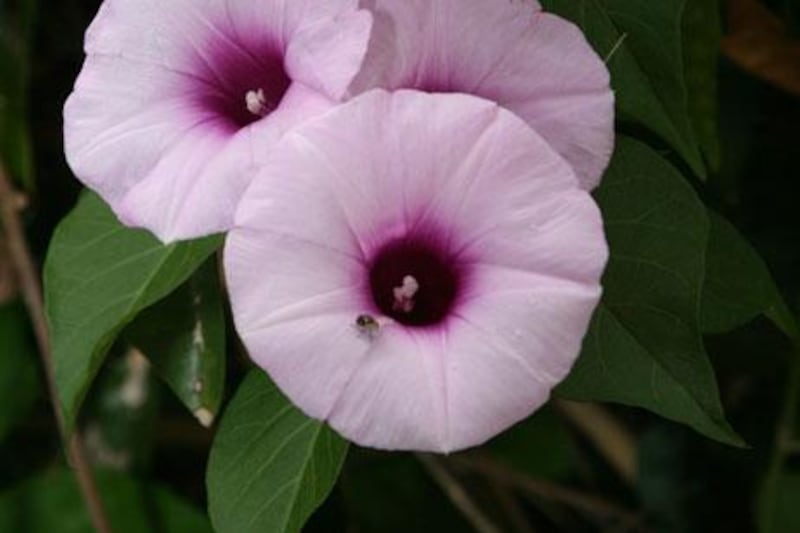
368;235;465;327
195;40;291;130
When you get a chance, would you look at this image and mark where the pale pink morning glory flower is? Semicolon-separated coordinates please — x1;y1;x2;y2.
64;0;372;242
225;90;608;452
351;0;614;190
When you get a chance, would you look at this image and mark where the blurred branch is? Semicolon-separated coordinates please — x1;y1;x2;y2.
452;454;642;529
759;344;800;532
416;454;503;533
488;481;537;533
785;440;800;454
0;235;17;304
722;0;800;96
455;454;641;529
0;163;112;533
553;400;638;486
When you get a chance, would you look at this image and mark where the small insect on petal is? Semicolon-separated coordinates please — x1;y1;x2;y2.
355;313;382;340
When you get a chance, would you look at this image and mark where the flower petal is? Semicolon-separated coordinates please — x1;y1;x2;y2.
63;55;216;206
225;227;370;420
285;6;373;99
445;277;601;450
352;0;614;189
458;191;609;287
326;328;447;451
237;89;578;256
133;84;335;241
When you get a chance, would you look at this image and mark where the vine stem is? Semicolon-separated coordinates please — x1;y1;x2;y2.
451;454;642;528
759;341;800;532
553;399;638;486
0;163;112;533
416;454;503;533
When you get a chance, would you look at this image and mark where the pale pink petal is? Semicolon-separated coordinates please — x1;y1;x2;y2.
285;8;373;99
458;192;609;287
326;328;446;451
236;89;578;256
352;0;614;189
225;228;370;420
445;277;601;450
115;126;229;240
144;84;335;241
63;55;219;206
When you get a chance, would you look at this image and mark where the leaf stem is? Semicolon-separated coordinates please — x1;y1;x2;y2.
0;164;112;533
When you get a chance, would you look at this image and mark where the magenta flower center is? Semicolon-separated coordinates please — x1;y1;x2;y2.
195;44;291;131
368;236;464;327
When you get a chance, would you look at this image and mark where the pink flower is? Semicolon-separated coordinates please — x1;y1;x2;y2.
225;90;608;452
351;0;614;190
64;0;372;242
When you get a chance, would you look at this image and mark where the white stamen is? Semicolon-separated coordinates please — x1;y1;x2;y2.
245;88;270;117
393;275;420;313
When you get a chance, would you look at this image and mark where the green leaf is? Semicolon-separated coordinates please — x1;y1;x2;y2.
0;468;212;533
207;371;349;533
542;0;705;178
0;302;39;442
126;258;226;427
44;191;221;432
701;212;798;337
682;0;722;172
557;137;742;446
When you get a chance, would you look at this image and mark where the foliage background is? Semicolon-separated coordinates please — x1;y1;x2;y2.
1;0;800;531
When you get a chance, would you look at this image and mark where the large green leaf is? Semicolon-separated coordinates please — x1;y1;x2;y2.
557;137;741;446
126;258;226;427
0;302;39;442
44;191;221;432
207;371;349;533
0;468;212;533
701;212;797;337
542;0;705;178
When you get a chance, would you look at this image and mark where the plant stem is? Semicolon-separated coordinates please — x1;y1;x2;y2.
758;342;800;533
452;454;642;528
416;453;503;533
553;399;638;486
0;164;112;533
